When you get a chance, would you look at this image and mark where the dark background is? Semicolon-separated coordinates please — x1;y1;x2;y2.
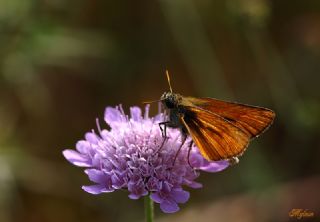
0;0;319;221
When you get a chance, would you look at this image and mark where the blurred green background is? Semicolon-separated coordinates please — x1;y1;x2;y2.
0;0;319;221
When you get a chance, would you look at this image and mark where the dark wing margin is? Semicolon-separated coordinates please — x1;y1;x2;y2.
186;97;275;138
181;106;251;161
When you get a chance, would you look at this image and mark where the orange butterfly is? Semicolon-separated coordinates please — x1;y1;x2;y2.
157;71;275;163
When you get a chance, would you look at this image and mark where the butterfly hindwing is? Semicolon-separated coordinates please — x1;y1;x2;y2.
181;106;251;161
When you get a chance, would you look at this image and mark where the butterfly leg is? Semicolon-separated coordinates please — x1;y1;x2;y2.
187;140;194;169
158;121;170;138
155;121;170;154
172;133;187;166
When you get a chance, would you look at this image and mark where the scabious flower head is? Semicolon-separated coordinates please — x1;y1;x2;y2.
63;105;229;213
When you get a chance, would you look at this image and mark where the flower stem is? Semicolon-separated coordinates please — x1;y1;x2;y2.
144;195;154;222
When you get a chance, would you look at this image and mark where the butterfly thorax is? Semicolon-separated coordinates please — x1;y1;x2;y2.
161;92;189;132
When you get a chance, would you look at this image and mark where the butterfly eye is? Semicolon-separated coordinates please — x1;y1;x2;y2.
164;97;175;108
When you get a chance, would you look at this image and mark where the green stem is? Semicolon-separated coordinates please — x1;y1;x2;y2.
144;195;154;222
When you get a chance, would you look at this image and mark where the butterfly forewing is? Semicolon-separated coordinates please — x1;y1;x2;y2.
181;106;250;161
186;97;275;138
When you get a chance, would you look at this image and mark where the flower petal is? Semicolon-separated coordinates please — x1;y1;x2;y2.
111;172;127;189
127;179;148;199
85;169;107;183
76;140;91;154
85;132;99;144
171;189;190;203
128;193;140;199
130;107;142;121
82;185;106;194
184;180;203;189
146;177;160;191
150;192;162;203
62;150;91;167
160;199;179;213
200;160;229;172
144;104;150;119
104;107;126;125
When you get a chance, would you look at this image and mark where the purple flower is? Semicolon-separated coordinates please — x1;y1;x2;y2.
63;105;229;213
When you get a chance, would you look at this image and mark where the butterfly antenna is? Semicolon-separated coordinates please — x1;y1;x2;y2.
166;70;173;93
142;99;162;104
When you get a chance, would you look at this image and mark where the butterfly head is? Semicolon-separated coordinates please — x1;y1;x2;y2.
161;92;180;109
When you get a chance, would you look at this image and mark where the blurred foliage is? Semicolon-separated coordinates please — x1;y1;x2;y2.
0;0;319;222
